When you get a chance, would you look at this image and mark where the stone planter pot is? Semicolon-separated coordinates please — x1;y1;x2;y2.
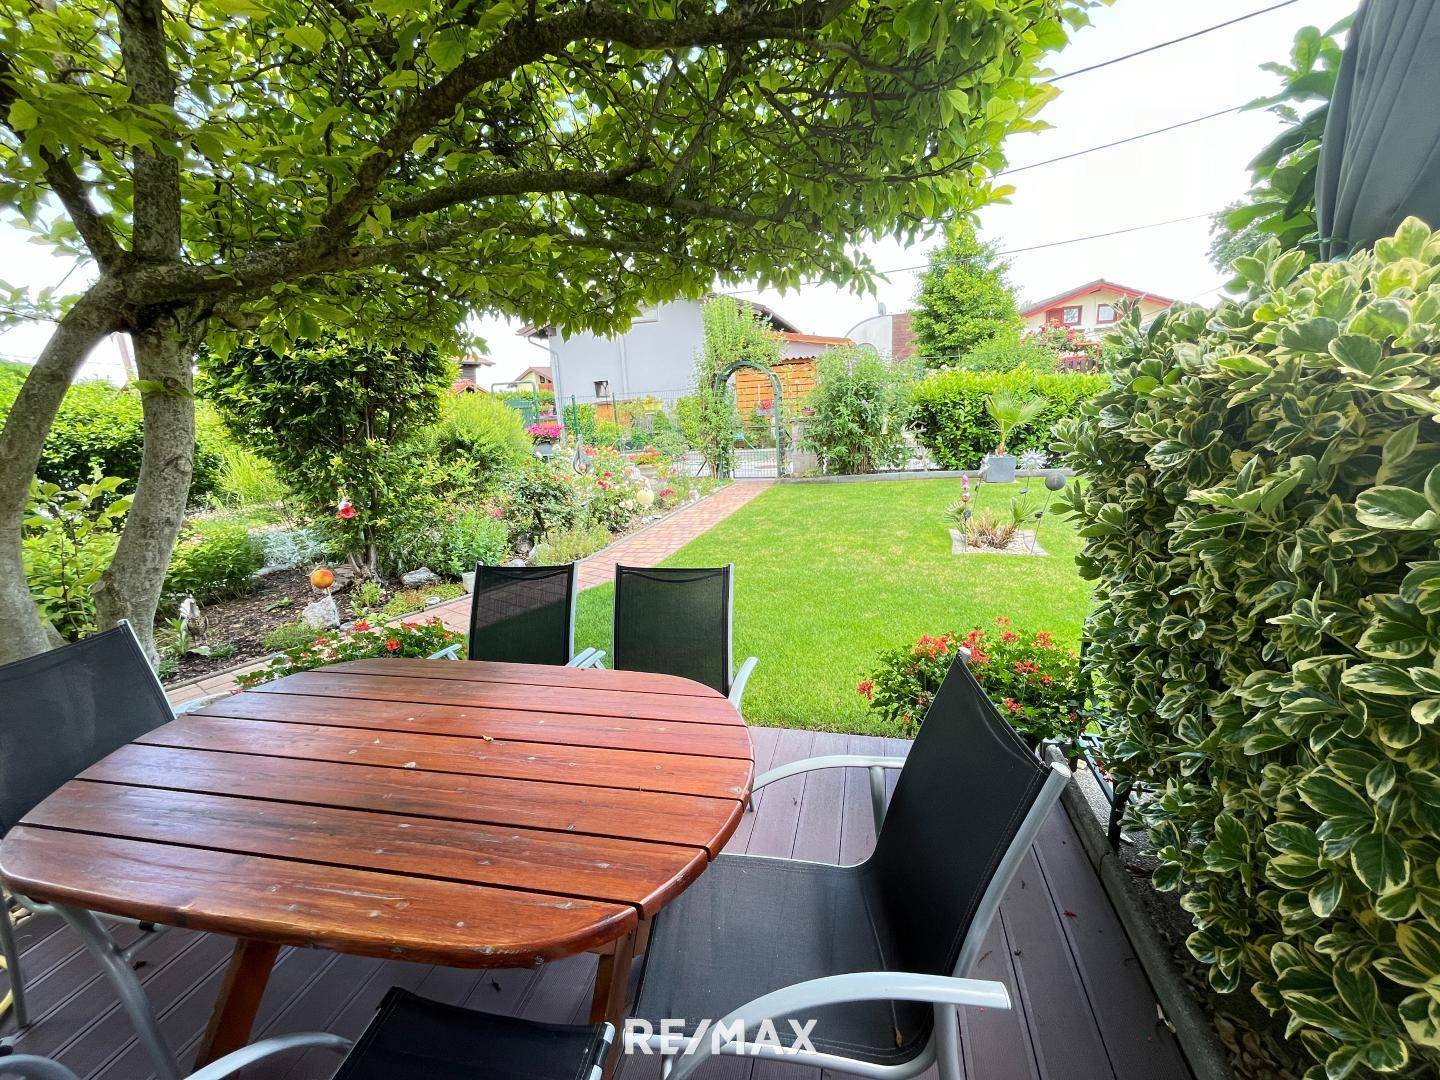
983;453;1017;483
534;443;556;459
462;571;475;593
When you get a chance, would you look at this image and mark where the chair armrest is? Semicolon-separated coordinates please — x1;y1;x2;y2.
567;648;605;668
752;754;907;832
663;972;1009;1080
728;656;758;709
185;1033;352;1080
427;643;463;660
171;691;231;716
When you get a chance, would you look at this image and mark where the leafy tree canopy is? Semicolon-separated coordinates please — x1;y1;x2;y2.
0;0;1085;660
1207;18;1350;271
910;221;1021;365
1;0;1082;352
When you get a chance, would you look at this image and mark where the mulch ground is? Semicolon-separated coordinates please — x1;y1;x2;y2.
163;569;364;685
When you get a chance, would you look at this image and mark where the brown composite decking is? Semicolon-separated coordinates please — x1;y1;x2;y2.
0;727;1191;1080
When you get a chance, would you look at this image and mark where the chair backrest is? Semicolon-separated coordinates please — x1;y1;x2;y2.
612;565;732;694
467;563;576;666
863;655;1067;979
0;624;174;834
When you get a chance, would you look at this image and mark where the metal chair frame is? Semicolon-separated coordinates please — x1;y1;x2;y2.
650;763;1070;1080
427;563;603;667
0;622;205;1070
644;647;1070;1080
606;564;758;709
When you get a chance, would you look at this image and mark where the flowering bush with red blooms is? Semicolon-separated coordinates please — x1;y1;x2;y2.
628;446;662;467
526;422;562;444
858;618;1080;742
236;617;463;688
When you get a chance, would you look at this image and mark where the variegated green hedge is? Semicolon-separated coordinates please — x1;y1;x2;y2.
1056;219;1440;1080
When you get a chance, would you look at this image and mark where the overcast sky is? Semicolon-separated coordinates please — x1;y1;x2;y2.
1;0;1357;384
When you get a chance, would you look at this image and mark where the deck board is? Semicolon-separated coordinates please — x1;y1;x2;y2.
0;727;1191;1080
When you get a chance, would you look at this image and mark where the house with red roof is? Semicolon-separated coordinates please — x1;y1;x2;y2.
1019;279;1175;340
519;299;849;420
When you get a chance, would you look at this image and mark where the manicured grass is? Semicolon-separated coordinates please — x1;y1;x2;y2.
575;478;1091;735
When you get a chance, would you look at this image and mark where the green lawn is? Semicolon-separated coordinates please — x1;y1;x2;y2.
575;478;1091;735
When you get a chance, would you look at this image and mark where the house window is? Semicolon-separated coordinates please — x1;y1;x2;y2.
1061;305;1082;325
1096;303;1118;324
593;379;610;399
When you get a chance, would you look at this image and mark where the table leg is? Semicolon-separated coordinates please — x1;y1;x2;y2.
193;938;280;1067
589;928;638;1077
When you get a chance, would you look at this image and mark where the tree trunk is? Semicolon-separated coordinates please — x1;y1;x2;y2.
92;311;203;661
0;284;121;663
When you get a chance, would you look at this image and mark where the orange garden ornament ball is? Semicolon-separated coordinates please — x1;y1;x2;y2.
310;567;335;591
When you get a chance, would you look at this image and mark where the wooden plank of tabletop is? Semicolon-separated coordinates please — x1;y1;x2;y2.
26;783;708;918
249;670;742;726
328;658;726;699
194;693;752;759
83;745;745;856
0;826;635;966
139;715;753;800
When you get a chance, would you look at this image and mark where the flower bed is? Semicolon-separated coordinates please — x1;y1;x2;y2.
236;616;462;688
857;618;1079;743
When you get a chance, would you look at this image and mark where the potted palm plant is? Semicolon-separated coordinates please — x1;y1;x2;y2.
982;390;1045;483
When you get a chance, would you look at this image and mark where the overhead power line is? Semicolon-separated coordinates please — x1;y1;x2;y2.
998;104;1248;175
721;210;1222;296
1047;0;1305;83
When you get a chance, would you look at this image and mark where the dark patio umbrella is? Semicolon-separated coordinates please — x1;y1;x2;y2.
1317;0;1440;256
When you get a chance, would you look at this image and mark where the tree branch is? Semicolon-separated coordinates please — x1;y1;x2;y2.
115;0;182;262
387;162;650;221
316;0;849;237
0;52;125;270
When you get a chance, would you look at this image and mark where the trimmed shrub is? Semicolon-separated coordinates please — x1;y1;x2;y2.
164;521;264;602
431;509;508;578
0;365;222;500
910;369;1107;469
802;347;915;474
948;337;1059;373
1056;220;1440;1078
422;392;534;488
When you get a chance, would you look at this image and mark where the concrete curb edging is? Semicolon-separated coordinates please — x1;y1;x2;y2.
1045;748;1234;1080
780;468;1076;484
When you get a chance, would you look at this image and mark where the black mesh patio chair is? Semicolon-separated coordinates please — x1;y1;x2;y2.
609;564;757;708
0;987;615;1080
630;655;1071;1080
428;563;602;668
0;623;223;1063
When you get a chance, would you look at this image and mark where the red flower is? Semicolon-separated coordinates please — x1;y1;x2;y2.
353;619;370;632
1040;674;1053;686
1001;630;1019;643
857;679;874;700
1002;697;1022;715
336;498;356;520
1035;631;1053;649
659;487;674;497
994;616;1011;626
385;637;401;653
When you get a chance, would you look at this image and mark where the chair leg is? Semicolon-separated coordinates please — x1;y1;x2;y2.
0;895;29;1030
935;1004;963;1080
54;906;180;1080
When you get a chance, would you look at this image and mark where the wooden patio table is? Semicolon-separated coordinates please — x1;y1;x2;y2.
0;657;752;1069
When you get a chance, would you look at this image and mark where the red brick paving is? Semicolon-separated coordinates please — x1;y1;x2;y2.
166;480;773;706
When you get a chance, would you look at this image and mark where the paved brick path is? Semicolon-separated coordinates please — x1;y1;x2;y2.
166;480;772;707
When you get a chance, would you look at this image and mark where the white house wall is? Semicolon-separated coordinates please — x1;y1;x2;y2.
551;300;705;406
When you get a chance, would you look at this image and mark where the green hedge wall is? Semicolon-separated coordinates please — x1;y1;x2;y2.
1056;220;1440;1079
0;363;222;498
909;368;1108;468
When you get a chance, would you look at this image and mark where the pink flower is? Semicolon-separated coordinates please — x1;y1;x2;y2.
336;498;356;520
659;488;674;497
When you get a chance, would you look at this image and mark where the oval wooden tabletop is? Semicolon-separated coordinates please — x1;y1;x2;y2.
0;658;753;967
